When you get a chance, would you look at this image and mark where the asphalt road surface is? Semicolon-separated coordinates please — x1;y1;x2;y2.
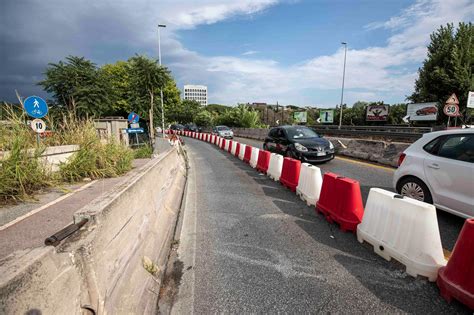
233;136;465;252
169;137;469;314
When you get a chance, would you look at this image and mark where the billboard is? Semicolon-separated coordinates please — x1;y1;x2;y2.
293;111;307;123
407;102;438;121
319;109;334;123
366;104;389;121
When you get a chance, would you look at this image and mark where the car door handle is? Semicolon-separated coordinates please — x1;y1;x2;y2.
427;163;440;169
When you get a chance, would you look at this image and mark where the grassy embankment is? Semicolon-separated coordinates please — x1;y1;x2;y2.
0;105;134;204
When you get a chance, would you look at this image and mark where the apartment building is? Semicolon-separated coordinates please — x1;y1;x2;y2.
183;85;208;106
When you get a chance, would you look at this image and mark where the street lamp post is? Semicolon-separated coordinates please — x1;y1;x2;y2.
158;24;166;138
338;42;347;129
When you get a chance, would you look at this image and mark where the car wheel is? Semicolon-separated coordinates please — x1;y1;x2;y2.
397;177;433;204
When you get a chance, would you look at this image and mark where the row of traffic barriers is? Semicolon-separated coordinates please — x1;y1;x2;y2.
171;129;474;311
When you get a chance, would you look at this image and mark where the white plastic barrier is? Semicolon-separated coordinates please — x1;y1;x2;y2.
249;147;260;168
224;139;230;151
218;137;223;147
211;135;216;143
357;188;446;281
296;163;322;206
238;144;246;160
267;153;283;181
231;141;238;155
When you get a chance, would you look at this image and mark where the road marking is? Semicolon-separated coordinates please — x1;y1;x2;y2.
335;156;395;172
0;180;97;231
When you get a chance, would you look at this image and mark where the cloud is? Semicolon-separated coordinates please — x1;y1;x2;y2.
242;50;259;56
0;0;280;101
1;0;473;107
173;0;472;106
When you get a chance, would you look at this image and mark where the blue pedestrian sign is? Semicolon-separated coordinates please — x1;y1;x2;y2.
24;96;48;118
128;112;139;124
126;128;144;134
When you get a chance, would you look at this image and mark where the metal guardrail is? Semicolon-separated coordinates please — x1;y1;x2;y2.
309;125;433;142
309;125;432;133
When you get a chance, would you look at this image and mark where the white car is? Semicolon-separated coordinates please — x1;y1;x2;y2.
393;129;474;218
213;125;234;139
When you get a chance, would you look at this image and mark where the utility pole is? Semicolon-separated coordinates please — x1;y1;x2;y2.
158;24;166;138
339;42;347;129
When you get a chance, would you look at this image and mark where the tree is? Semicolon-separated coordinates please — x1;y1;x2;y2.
128;55;171;123
352;101;369;109
194;110;213;127
162;80;182;124
207;104;232;114
100;61;132;116
38;56;110;116
388;103;407;124
408;22;473;122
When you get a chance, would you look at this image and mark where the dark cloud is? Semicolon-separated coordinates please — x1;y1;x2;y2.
0;0;157;101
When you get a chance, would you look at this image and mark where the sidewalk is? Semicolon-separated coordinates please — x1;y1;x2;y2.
0;138;172;259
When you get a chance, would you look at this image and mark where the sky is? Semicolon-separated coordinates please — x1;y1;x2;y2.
1;0;473;107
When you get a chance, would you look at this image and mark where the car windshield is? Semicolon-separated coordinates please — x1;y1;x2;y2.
217;126;230;131
286;127;318;139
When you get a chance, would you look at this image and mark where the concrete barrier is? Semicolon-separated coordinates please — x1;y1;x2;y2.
0;145;80;172
231;128;409;167
0;147;187;314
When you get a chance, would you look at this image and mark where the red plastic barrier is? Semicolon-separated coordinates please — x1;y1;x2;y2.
437;219;474;310
279;157;301;191
243;146;252;164
316;173;339;217
235;142;240;157
220;139;226;150
227;140;233;153
214;136;219;145
206;134;211;142
316;174;364;232
332;177;364;232
256;150;271;174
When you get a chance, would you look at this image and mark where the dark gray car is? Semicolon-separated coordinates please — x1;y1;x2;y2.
263;126;335;163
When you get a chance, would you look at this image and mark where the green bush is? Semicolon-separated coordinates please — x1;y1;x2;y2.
59;123;133;182
0;111;52;203
133;144;153;159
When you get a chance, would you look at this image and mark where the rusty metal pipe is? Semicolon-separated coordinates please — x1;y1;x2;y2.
44;218;88;246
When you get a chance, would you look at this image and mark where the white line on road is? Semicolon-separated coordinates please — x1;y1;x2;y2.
0;180;97;231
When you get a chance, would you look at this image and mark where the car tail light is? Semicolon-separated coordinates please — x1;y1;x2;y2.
398;153;406;167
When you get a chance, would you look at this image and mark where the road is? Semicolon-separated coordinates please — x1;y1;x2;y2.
233;136;465;251
167;137;469;313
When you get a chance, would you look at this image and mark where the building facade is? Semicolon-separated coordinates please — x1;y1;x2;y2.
183;85;208;106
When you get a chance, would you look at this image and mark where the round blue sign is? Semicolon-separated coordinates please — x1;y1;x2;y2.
24;96;48;118
128;112;139;123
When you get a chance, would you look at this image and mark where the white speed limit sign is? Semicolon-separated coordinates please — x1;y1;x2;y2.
443;104;460;117
30;119;46;133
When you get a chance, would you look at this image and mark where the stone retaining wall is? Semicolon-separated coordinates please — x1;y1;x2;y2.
0;147;187;315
